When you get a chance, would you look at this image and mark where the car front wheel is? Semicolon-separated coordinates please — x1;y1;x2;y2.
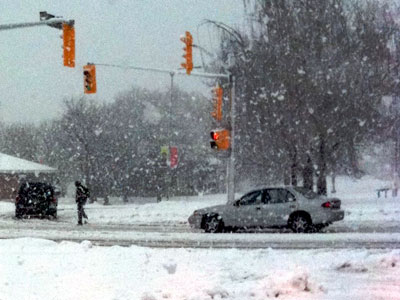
204;215;224;233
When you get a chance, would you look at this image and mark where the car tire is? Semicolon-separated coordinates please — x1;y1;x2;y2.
204;215;224;233
15;208;24;219
48;212;57;219
225;226;238;233
311;224;326;233
288;214;311;233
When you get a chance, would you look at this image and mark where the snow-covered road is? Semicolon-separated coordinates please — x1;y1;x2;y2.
0;221;398;249
0;203;398;249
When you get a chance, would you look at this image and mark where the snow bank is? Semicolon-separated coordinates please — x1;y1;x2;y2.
335;249;400;273
0;238;398;300
252;268;325;299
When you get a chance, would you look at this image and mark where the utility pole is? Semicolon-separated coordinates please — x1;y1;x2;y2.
227;74;236;203
166;72;175;200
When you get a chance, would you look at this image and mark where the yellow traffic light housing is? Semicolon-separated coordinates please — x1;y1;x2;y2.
62;23;75;68
210;129;230;150
211;85;223;121
83;64;97;94
180;31;193;75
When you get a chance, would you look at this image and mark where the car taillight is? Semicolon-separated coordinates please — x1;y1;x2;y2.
322;200;341;209
322;201;332;208
52;197;57;204
15;195;20;203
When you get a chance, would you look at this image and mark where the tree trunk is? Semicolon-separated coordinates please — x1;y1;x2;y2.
123;192;129;203
348;138;361;178
331;173;336;193
302;155;313;191
283;167;290;186
317;136;327;196
291;149;298;186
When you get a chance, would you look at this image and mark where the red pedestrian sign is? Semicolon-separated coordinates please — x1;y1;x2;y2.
170;147;178;168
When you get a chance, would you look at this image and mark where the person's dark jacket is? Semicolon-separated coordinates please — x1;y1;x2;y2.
76;184;90;204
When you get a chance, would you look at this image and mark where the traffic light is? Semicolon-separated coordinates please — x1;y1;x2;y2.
210;129;230;150
211;85;223;121
180;31;193;75
83;64;97;94
62;23;75;68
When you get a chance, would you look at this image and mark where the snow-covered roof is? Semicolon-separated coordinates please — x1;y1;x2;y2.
0;153;57;174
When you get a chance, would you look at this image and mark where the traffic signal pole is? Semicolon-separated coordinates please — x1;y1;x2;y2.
0;13;75;68
0;18;73;32
227;74;236;203
166;72;175;200
93;62;228;79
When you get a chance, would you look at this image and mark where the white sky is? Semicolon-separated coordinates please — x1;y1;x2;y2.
0;0;245;123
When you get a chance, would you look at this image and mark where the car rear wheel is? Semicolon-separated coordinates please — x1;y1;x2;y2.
312;224;326;233
15;208;24;219
289;214;311;233
204;215;224;233
47;212;57;219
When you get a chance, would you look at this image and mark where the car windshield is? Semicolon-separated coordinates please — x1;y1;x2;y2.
293;187;319;199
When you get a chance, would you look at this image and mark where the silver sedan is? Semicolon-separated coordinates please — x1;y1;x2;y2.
188;187;345;233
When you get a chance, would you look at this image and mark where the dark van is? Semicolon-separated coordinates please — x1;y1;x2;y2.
15;182;58;219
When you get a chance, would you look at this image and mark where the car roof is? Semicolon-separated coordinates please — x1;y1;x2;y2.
20;182;54;189
243;186;295;193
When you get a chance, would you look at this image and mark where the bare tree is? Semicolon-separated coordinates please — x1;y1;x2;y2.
210;0;396;194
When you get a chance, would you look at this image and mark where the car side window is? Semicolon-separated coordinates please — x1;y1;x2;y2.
262;189;272;204
265;189;279;203
285;190;296;202
265;189;296;204
239;191;262;205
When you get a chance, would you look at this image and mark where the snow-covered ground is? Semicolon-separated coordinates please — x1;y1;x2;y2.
0;176;398;299
0;238;398;300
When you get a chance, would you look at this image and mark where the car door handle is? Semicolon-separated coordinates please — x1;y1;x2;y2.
289;205;296;209
256;207;261;210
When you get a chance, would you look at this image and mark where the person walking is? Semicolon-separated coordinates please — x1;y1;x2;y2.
75;181;89;225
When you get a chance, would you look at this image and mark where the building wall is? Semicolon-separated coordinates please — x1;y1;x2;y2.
0;173;58;200
0;175;19;200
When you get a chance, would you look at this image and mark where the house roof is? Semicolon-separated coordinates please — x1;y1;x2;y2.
0;153;57;174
